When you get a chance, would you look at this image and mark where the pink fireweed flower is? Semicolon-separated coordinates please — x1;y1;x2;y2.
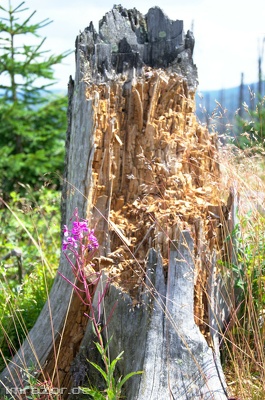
88;229;99;250
62;209;99;253
62;236;77;251
63;225;69;237
71;220;89;240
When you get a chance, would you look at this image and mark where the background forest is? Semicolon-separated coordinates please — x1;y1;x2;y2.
0;1;265;399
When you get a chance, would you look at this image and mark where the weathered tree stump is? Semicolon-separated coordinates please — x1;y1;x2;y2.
1;6;237;399
77;232;228;400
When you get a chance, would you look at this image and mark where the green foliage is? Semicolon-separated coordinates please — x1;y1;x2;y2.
0;187;61;372
221;211;265;322
0;95;68;193
237;214;265;312
221;208;265;397
0;0;69;104
80;330;143;399
236;97;265;150
0;0;71;195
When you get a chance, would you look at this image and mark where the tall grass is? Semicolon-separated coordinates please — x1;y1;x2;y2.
217;144;265;400
198;90;265;398
0;187;61;374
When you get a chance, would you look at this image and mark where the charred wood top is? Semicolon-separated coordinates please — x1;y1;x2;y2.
77;5;197;88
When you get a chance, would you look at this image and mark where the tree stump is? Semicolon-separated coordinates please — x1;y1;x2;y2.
1;6;237;399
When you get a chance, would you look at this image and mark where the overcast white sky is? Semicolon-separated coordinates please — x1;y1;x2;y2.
6;0;265;92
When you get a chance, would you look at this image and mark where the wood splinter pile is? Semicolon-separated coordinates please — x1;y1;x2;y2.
86;66;224;333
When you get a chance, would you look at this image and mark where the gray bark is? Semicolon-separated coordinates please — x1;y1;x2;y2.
76;233;228;399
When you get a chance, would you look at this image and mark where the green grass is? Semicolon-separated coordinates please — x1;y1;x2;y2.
218;144;265;399
0;187;61;373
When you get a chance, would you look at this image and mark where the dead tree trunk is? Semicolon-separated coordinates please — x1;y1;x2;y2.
1;6;237;399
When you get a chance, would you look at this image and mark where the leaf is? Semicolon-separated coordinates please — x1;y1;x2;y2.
105;388;117;400
94;340;105;356
109;352;124;377
80;387;106;399
116;370;143;391
89;361;108;382
104;334;114;354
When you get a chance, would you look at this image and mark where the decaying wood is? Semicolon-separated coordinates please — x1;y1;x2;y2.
79;234;228;399
1;6;237;399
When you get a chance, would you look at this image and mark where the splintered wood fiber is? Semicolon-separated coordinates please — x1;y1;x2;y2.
85;67;222;332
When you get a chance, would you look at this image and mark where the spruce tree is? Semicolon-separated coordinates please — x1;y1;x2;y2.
0;0;71;195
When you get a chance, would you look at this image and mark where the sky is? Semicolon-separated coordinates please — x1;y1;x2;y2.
5;0;265;92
